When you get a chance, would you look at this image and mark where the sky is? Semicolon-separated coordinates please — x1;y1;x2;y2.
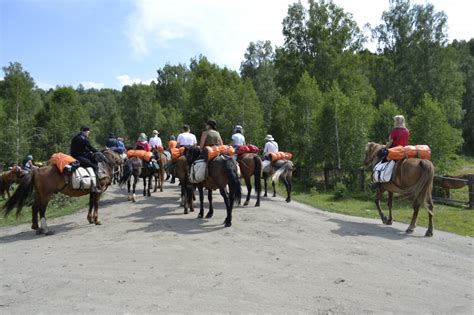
0;0;472;90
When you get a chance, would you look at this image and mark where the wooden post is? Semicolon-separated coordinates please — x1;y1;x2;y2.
324;167;329;189
469;175;473;209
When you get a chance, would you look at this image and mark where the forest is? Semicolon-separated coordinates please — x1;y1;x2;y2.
0;0;472;183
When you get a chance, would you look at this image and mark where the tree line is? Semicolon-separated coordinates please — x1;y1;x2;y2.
0;0;472;182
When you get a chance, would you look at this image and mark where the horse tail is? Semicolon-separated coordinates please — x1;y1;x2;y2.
272;161;293;183
3;172;34;218
403;159;435;213
225;159;242;206
253;154;262;194
119;160;133;187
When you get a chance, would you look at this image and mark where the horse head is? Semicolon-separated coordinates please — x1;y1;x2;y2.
364;142;385;167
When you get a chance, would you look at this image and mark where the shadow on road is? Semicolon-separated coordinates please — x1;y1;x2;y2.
0;222;79;244
328;218;425;240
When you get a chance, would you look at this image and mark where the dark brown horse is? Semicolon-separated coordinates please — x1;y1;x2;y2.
365;142;435;236
119;157;154;202
262;160;293;203
237;153;262;207
175;153;195;214
152;151;166;193
3;151;115;235
187;147;241;227
0;166;24;199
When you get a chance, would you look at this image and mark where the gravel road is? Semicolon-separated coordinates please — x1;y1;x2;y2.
1;183;472;314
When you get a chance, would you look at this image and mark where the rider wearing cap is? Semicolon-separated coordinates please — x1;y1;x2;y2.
149;130;163;150
70;126;101;191
21;154;38;172
230;125;246;150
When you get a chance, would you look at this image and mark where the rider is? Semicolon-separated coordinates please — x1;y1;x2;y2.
199;119;223;148
135;133;151;152
230;125;246;150
149;130;163;150
21;154;38;172
105;133;124;154
177;124;197;148
262;134;279;170
168;135;177;150
387;115;410;148
70;126;101;192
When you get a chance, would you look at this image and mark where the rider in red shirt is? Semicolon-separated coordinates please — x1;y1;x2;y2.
387;115;410;148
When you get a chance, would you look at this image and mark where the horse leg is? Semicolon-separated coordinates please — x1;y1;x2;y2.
38;197;53;235
182;185;188;214
243;177;251;206
31;198;40;230
206;189;214;218
132;176;138;202
153;174;158;192
272;181;276;197
406;203;420;234
425;196;434;237
147;175;152;197
386;192;393;225
189;186;195;212
197;186;204;218
127;178;131;193
375;187;388;224
87;192;94;224
283;176;291;203
220;187;232;227
160;170;164;192
93;193;101;225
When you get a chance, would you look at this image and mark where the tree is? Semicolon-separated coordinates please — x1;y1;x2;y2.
410;94;463;171
373;0;464;125
0;62;42;163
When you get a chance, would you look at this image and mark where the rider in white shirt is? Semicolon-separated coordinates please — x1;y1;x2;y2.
262;134;279;169
149;130;163;149
177;124;197;147
231;125;246;149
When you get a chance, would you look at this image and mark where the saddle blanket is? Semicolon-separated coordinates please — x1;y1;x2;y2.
72;167;97;190
190;159;207;183
372;160;396;183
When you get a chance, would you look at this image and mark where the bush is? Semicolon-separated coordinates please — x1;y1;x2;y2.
333;182;348;200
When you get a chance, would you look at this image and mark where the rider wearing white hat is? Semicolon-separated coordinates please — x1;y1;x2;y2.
149;129;163;150
262;135;279;169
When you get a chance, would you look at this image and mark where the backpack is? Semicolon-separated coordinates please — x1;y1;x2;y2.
190;159;207;183
72;167;97;190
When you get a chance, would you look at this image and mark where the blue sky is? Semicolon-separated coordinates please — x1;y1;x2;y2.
1;0;472;90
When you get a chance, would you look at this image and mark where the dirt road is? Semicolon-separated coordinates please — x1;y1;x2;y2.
1;184;472;314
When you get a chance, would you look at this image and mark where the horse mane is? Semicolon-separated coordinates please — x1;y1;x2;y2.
365;142;385;166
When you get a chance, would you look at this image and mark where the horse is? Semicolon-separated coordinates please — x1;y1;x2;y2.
119;153;161;202
237;153;262;207
262;160;293;203
0;166;24;199
175;153;195;214
2;151;115;235
364;142;435;236
152;151;167;193
434;174;470;198
187;146;241;227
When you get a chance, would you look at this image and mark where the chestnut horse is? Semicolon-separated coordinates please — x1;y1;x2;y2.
262;160;293;203
237;153;262;207
187;147;241;227
3;151;116;235
364;142;435;236
0;166;24;199
152;151;166;193
175;153;195;214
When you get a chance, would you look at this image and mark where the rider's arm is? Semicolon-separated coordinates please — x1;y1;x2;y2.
199;132;207;148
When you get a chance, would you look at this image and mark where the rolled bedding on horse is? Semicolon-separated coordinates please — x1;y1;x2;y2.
270;152;293;162
204;145;235;161
127;150;153;162
170;147;186;162
50;153;77;173
236;144;260;155
387;145;431;161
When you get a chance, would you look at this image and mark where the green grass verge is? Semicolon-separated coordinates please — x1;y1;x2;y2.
0;194;89;227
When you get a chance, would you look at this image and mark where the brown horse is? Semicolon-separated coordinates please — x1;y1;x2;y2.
187;147;241;227
0;166;24;199
434;174;470;198
3;151;115;235
262;160;293;203
237;153;262;207
175;153;195;214
364;142;435;236
152;151;166;193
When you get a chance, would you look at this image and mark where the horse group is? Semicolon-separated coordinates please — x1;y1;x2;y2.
2;142;439;237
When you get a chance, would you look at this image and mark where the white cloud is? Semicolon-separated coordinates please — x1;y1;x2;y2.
36;81;55;90
126;0;291;69
116;74;155;88
80;81;105;89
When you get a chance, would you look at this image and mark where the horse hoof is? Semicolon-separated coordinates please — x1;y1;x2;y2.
190;209;194;212
406;228;414;234
197;213;203;219
205;213;213;219
425;230;433;237
127;196;132;201
45;231;55;236
243;201;249;206
184;210;188;215
224;219;232;227
95;221;102;225
382;216;388;224
386;220;393;225
263;194;267;197
286;198;291;203
255;202;260;207
36;229;44;235
31;225;39;230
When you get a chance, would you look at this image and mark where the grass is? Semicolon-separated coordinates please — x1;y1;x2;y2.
287;156;474;237
0;194;89;227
